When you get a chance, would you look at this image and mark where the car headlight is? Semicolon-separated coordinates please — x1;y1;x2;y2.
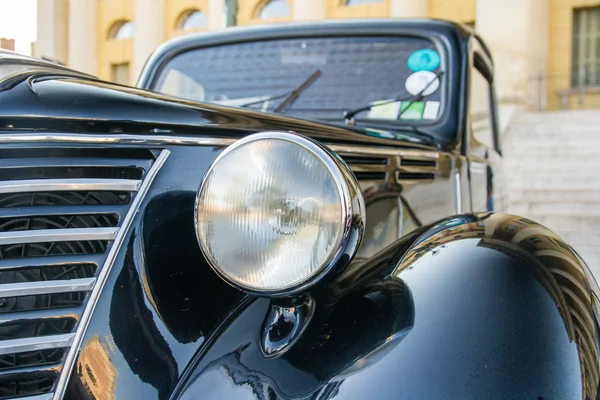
195;131;365;296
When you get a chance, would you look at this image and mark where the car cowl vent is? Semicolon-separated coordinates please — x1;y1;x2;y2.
336;151;438;184
0;146;161;400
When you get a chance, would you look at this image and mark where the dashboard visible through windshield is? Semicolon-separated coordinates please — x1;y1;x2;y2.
153;36;446;124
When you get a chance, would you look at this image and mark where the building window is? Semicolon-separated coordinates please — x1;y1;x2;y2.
111;63;130;85
572;7;600;87
107;20;134;40
177;10;208;31
256;0;290;19
345;0;384;5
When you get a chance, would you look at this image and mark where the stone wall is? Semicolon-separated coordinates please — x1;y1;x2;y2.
502;110;600;277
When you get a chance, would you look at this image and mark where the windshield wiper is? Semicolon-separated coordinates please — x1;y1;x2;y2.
343;70;444;125
240;69;322;113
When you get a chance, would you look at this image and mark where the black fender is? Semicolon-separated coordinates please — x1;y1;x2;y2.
173;212;600;399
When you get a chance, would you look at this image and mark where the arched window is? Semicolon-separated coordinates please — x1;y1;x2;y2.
257;0;290;19
108;20;134;40
176;9;208;31
345;0;384;5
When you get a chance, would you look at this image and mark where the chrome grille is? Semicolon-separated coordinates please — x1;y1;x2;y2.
0;147;159;400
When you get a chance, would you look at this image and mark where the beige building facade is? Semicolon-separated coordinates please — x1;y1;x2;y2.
34;0;600;111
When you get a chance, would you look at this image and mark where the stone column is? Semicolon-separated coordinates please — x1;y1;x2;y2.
68;0;97;75
34;0;68;65
475;0;548;110
208;0;225;29
390;0;430;18
133;0;165;80
293;0;327;21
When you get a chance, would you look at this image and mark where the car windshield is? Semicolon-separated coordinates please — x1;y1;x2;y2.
152;36;446;123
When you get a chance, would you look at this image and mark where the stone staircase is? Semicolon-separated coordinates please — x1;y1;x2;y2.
502;110;600;277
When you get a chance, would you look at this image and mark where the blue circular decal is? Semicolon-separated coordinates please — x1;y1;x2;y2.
407;49;440;72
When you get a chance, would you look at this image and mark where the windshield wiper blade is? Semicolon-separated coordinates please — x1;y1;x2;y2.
239;69;322;112
274;69;322;114
343;70;444;125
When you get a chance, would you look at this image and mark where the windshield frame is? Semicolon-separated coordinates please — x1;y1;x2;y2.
138;20;469;146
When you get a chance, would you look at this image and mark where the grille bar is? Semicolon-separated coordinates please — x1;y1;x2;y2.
0;363;60;380
0;307;80;326
0;278;95;298
0;334;74;356
0;227;117;245
0;157;150;170
0;205;128;219
0;179;141;194
7;394;53;400
344;164;387;173
0;254;103;272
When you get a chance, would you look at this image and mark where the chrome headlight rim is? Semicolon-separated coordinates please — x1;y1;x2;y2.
194;130;365;298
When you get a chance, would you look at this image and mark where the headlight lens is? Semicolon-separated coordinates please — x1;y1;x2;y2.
195;131;364;295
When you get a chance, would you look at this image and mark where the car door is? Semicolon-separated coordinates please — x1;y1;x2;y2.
467;44;505;213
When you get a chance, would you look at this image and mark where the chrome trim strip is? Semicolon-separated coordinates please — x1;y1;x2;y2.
0;204;129;219
0;133;438;158
0;254;103;271
0;227;118;245
0;333;74;355
0;133;236;147
454;169;462;214
330;145;438;159
0;278;95;298
0;157;152;169
0;178;142;194
12;394;54;400
0;306;81;325
53;149;171;400
0;363;61;379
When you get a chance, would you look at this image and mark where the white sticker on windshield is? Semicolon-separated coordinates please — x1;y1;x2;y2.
368;100;401;119
423;101;441;120
405;71;440;96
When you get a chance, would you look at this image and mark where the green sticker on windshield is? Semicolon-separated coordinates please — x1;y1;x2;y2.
399;101;424;120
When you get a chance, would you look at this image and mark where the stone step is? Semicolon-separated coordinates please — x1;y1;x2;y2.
503;160;600;170
507;201;600;217
506;177;600;189
506;188;600;203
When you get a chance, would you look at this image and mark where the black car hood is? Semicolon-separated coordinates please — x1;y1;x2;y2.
0;72;441;150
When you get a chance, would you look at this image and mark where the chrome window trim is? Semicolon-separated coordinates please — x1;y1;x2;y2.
52;149;171;400
0;227;118;246
0;333;74;356
0;178;142;194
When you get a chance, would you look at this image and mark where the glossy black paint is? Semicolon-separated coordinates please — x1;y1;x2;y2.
173;213;600;399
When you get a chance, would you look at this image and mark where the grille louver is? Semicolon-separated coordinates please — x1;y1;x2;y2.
0;147;156;400
339;153;438;184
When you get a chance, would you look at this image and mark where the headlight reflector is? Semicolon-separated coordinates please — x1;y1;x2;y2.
195;131;364;295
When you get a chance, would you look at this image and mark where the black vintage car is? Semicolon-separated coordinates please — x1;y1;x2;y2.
0;19;597;400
